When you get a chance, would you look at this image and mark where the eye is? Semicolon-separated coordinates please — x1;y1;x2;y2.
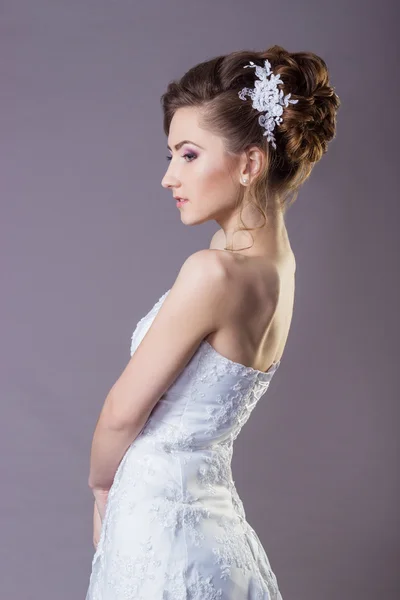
182;152;196;162
165;152;197;162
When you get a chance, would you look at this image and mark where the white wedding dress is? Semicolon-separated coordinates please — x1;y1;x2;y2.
85;288;283;599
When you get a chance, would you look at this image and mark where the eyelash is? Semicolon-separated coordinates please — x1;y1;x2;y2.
166;152;197;163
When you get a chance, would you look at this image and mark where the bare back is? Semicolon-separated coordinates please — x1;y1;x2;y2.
206;229;296;373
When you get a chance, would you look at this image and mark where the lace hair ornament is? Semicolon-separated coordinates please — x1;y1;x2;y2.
238;59;298;149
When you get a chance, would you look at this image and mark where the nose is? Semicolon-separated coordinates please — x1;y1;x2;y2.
161;161;181;190
161;173;179;189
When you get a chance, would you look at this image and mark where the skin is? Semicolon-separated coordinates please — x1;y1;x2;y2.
93;501;102;550
161;105;296;371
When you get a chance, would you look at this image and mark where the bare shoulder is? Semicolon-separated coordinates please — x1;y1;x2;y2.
172;249;232;327
179;248;229;282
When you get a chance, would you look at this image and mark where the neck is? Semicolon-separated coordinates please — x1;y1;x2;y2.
220;205;288;257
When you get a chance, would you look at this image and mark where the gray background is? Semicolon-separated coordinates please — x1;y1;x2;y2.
2;0;399;598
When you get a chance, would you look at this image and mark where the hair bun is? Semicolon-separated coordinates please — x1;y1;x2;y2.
260;45;341;163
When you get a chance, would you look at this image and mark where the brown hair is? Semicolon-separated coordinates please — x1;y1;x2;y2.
160;45;341;250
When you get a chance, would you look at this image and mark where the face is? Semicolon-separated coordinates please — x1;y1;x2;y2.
161;106;243;226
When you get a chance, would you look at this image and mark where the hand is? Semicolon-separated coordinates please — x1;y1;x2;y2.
93;500;102;550
92;487;109;523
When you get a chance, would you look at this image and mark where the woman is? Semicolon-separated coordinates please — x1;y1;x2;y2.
85;44;340;599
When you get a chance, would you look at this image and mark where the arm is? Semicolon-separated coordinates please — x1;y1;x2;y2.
88;249;228;491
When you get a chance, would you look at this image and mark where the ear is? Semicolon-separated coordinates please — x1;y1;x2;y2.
239;146;265;183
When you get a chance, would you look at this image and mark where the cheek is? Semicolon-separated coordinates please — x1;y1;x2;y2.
195;161;231;195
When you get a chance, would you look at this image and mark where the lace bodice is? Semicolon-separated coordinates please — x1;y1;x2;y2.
130;288;280;447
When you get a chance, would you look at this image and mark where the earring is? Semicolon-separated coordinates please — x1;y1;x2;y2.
241;177;248;184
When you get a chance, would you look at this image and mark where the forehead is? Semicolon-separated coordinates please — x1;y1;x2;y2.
168;107;224;149
168;106;202;136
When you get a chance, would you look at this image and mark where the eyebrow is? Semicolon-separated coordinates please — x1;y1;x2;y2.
167;140;205;151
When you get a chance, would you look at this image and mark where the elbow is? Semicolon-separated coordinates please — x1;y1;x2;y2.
103;401;131;431
103;392;145;433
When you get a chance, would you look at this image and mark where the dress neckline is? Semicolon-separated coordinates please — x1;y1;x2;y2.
201;339;280;376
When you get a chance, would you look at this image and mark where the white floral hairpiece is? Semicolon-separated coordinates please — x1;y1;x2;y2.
238;59;298;149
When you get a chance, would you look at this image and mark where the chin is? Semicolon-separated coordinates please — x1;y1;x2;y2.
180;211;212;226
